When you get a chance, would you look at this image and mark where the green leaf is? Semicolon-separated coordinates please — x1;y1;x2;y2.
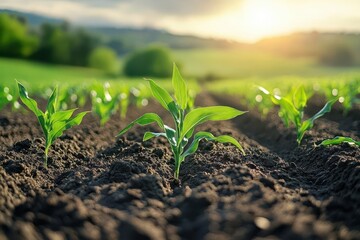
50;111;89;143
143;132;166;141
46;87;58;116
164;125;177;146
297;100;335;144
279;97;301;128
50;109;76;124
17;82;44;117
320;136;360;146
167;101;181;122
183;131;245;158
172;63;188;110
147;79;174;111
293;86;307;110
181;106;246;139
117;113;165;136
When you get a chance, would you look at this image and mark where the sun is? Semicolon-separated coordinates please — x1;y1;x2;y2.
198;0;290;42
239;0;289;41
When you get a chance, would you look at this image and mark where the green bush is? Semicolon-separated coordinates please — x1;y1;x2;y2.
123;46;173;78
0;14;38;58
88;47;119;75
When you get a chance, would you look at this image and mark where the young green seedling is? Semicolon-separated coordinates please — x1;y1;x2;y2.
91;82;120;126
320;136;360;147
259;86;336;144
17;82;89;168
118;64;246;179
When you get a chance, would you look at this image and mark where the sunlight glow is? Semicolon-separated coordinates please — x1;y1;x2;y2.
241;0;287;39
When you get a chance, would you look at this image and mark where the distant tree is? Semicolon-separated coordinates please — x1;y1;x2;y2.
31;23;70;63
123;46;173;77
88;47;119;75
69;28;99;66
0;14;38;58
32;24;98;66
319;43;355;67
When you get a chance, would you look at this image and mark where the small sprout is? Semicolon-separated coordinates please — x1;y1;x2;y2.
259;85;336;144
119;86;130;119
320;136;360;147
17;82;89;168
118;64;246;179
91;83;120;126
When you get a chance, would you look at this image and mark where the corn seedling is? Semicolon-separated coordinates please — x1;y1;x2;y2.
320;136;360;147
338;79;360;115
91;82;120;126
118;64;246;179
259;86;336;144
119;85;130;119
323;79;360;115
17;82;89;168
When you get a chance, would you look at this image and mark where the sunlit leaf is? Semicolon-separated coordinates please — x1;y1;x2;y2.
147;79;173;111
183;131;244;158
172;63;187;110
297;99;335;144
182;106;246;139
320;136;360;146
117;113;164;136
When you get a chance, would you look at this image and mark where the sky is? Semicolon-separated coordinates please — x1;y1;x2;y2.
1;0;360;42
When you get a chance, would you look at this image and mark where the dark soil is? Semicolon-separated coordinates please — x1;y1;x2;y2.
0;93;359;240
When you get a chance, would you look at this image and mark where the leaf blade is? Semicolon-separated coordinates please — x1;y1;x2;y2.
17;82;43;117
117;113;165;137
183;131;245;158
147;79;173;111
172;63;187;110
50;111;89;143
143;132;166;141
320;136;360;146
181;106;246;139
297;99;336;144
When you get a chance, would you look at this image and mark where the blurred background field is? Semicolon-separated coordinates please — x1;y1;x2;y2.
0;3;359;96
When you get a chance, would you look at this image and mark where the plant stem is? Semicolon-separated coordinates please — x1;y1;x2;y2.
44;153;48;169
173;109;184;180
174;154;180;179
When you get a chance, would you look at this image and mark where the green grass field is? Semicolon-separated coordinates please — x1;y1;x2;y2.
174;48;360;79
1;48;359;95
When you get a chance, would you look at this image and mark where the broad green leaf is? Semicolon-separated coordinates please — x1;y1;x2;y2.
117;113;164;136
297;100;335;144
50;111;89;142
50;109;76;124
183;131;245;158
143;132;166;141
147;79;173;111
46;87;58;115
17;82;44;117
279;97;301;128
181;106;246;139
172;63;187;110
164;125;177;146
293;86;307;110
167;101;181;123
320;136;360;146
